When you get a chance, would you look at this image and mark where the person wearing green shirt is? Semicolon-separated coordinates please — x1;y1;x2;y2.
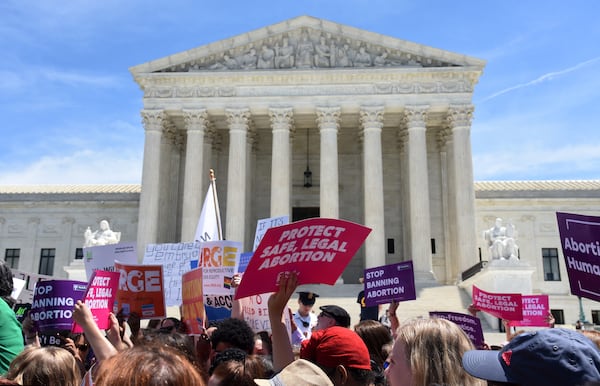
0;261;24;374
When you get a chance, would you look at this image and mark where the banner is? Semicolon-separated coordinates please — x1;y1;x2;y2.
30;280;87;332
83;241;137;280
114;261;166;319
194;181;222;243
363;261;416;306
429;311;485;349
235;218;371;299
143;242;199;306
73;270;120;333
254;215;289;251
192;240;241;323
472;286;523;321
181;267;206;335
556;212;600;302
509;294;550;327
11;277;26;301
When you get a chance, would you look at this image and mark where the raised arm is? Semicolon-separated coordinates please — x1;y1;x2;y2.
267;271;298;372
72;300;118;362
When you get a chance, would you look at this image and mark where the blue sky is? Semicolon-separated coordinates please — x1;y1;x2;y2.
1;1;599;184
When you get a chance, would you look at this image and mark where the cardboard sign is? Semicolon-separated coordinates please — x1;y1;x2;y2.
429;311;485;349
472;286;522;321
181;267;206;335
83;242;137;280
363;261;416;306
235;218;371;299
254;215;289;251
143;242;199;306
509;294;550;327
73;270;120;333
114;261;165;319
556;212;600;302
30;280;87;332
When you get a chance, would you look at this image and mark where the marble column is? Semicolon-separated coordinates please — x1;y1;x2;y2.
160;123;183;242
225;108;251;246
181;109;208;242
360;106;386;268
447;104;477;274
316;107;341;219
269;107;294;218
437;128;455;283
404;106;435;280
137;109;165;261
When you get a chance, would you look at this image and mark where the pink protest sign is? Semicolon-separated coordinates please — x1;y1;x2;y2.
73;270;120;333
509;294;550;327
472;286;523;321
235;218;371;299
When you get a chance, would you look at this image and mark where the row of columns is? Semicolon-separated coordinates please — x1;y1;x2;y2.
137;104;476;281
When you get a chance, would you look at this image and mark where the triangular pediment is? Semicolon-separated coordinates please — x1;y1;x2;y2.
130;15;485;75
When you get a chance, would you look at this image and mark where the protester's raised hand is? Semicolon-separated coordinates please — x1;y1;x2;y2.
72;300;95;329
268;271;298;318
467;303;480;317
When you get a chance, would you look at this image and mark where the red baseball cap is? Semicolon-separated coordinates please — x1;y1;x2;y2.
300;326;371;370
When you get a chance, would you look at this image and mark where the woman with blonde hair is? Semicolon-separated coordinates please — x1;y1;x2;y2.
385;317;485;386
5;346;81;386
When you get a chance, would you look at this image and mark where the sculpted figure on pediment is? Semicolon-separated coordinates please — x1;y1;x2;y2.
295;31;314;68
237;48;257;70
257;44;275;69
374;51;389;67
314;35;331;68
209;54;240;70
335;43;352;67
274;36;294;69
354;46;372;67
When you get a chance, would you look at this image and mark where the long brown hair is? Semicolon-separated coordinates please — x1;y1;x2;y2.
94;344;205;386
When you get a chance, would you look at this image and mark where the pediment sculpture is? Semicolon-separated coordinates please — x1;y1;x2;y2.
157;28;458;73
84;220;121;247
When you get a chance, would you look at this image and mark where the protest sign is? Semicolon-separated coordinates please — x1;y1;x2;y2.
509;294;550;327
73;270;120;333
235;218;371;299
429;311;485;349
254;215;289;251
556;212;600;302
237;251;253;274
30;280;87;332
11;270;53;304
11;277;26;301
363;261;416;306
191;240;241;323
472;286;523;321
13;303;31;323
181;267;206;334
143;241;199;306
83;241;137;280
239;293;271;333
114;261;165;318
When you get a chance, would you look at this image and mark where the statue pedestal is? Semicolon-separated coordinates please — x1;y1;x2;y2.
459;259;535;331
63;259;88;282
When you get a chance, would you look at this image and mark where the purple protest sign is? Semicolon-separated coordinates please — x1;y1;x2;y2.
30;280;87;332
363;261;416;307
429;311;485;349
556;212;600;302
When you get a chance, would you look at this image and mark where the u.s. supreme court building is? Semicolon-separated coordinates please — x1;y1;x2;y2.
1;16;599;327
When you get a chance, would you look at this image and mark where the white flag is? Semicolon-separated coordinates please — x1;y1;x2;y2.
194;184;222;242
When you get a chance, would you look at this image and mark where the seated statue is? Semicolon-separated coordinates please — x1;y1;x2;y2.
483;218;519;260
84;220;120;247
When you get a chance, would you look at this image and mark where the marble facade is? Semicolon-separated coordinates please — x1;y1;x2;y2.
130;15;485;283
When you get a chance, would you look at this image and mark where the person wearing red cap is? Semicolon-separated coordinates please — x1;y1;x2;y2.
267;272;374;386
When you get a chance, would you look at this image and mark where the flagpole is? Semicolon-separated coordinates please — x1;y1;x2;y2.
209;169;223;240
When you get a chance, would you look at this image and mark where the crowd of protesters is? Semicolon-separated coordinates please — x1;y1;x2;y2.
0;260;599;386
